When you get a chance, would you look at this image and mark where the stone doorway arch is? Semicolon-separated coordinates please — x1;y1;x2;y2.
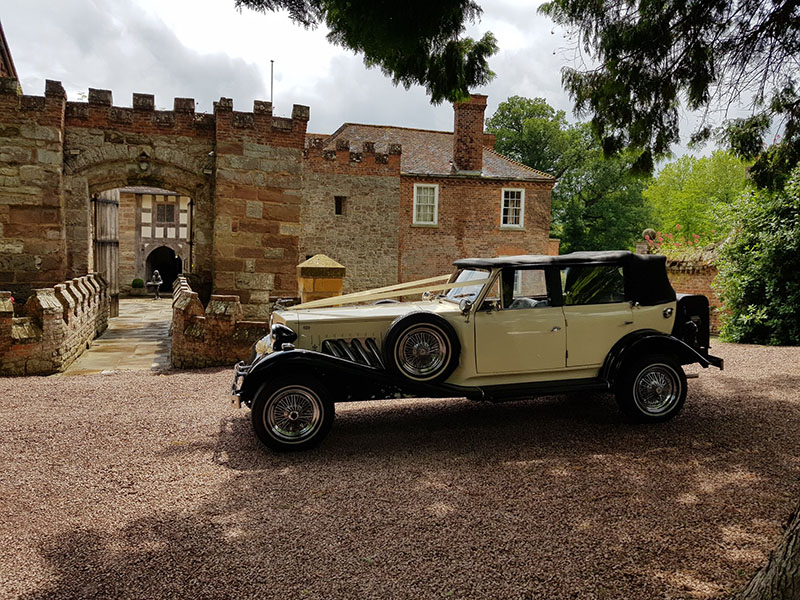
146;246;182;292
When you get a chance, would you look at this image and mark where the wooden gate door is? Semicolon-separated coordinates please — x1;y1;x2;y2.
92;192;120;317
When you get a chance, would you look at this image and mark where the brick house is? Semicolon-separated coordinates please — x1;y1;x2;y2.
301;94;558;292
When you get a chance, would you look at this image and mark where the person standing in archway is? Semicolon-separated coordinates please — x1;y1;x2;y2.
151;269;163;300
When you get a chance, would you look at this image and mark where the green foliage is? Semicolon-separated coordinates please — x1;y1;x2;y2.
643;151;749;241
235;0;497;103
486;96;582;177
131;278;145;289
715;167;800;345
486;96;651;253
539;0;800;174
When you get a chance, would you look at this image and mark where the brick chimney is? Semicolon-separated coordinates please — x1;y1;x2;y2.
453;94;488;172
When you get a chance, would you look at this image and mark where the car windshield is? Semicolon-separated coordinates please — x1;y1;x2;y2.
443;269;490;303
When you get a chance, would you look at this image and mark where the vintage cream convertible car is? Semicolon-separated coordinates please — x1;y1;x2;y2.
231;251;723;451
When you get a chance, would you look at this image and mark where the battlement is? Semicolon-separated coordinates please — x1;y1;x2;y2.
303;137;402;170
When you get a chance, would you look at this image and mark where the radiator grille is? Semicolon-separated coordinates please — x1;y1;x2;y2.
321;338;384;369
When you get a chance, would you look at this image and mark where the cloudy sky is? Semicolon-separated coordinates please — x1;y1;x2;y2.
4;0;704;152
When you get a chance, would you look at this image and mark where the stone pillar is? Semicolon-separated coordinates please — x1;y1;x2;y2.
205;295;243;338
170;290;205;368
23;288;66;372
54;283;76;327
297;254;345;304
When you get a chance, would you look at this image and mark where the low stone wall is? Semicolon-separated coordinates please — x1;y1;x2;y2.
667;261;723;334
0;274;110;375
170;276;269;369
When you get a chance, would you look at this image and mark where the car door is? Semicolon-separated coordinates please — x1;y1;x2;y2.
474;267;566;374
560;265;634;367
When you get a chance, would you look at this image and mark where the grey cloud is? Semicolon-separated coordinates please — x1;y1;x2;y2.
5;0;266;112
296;54;455;135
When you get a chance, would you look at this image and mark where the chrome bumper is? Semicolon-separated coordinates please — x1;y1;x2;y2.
230;361;251;408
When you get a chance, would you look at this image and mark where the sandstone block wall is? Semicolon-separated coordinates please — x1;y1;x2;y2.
212;100;308;318
0;78;68;301
398;178;555;282
170;276;268;368
0;273;109;375
667;262;723;334
301;139;401;293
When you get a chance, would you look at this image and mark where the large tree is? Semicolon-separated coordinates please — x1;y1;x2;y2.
234;0;497;103
539;0;800;177
643;150;748;241
486;96;650;253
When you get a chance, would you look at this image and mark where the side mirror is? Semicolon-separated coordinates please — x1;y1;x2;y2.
459;298;473;316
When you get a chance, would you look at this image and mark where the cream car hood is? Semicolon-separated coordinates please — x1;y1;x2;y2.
278;299;460;324
272;299;462;350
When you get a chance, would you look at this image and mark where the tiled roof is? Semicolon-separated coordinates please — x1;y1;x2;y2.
320;123;554;181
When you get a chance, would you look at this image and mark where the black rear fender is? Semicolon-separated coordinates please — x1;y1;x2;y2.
602;330;718;385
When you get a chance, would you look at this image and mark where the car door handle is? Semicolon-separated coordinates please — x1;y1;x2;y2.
624;320;634;325
552;326;561;332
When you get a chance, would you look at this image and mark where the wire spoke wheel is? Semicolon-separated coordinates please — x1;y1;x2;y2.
264;385;323;443
633;363;681;416
395;325;448;378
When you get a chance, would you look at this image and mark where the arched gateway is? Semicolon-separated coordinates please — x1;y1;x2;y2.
0;79;309;318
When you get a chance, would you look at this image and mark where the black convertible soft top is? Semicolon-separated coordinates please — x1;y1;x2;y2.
454;251;676;306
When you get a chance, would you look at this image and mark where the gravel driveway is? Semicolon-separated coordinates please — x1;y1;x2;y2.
1;342;799;600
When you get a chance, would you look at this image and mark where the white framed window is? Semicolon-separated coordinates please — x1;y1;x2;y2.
501;188;525;229
413;184;439;225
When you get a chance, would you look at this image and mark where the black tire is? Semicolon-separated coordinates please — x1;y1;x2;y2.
383;312;460;383
614;354;687;422
250;375;334;451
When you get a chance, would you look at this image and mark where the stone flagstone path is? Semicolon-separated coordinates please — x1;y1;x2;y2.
62;298;173;375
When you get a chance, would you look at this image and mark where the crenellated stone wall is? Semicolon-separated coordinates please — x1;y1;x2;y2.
170;276;269;369
0;273;109;375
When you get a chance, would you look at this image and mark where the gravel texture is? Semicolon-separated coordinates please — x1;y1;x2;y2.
1;341;799;600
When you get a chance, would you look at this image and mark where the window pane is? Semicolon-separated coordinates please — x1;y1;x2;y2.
415;186;436;223
156;205;165;222
166;205;175;222
502;190;522;226
562;266;625;305
507;269;549;309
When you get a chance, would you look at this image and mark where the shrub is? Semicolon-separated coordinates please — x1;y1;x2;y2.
131;278;145;289
715;166;800;345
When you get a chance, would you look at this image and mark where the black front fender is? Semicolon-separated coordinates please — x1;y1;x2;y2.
602;330;723;385
239;349;476;405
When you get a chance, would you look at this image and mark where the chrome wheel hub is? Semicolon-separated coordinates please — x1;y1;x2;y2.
265;386;322;443
634;364;680;415
397;326;447;377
